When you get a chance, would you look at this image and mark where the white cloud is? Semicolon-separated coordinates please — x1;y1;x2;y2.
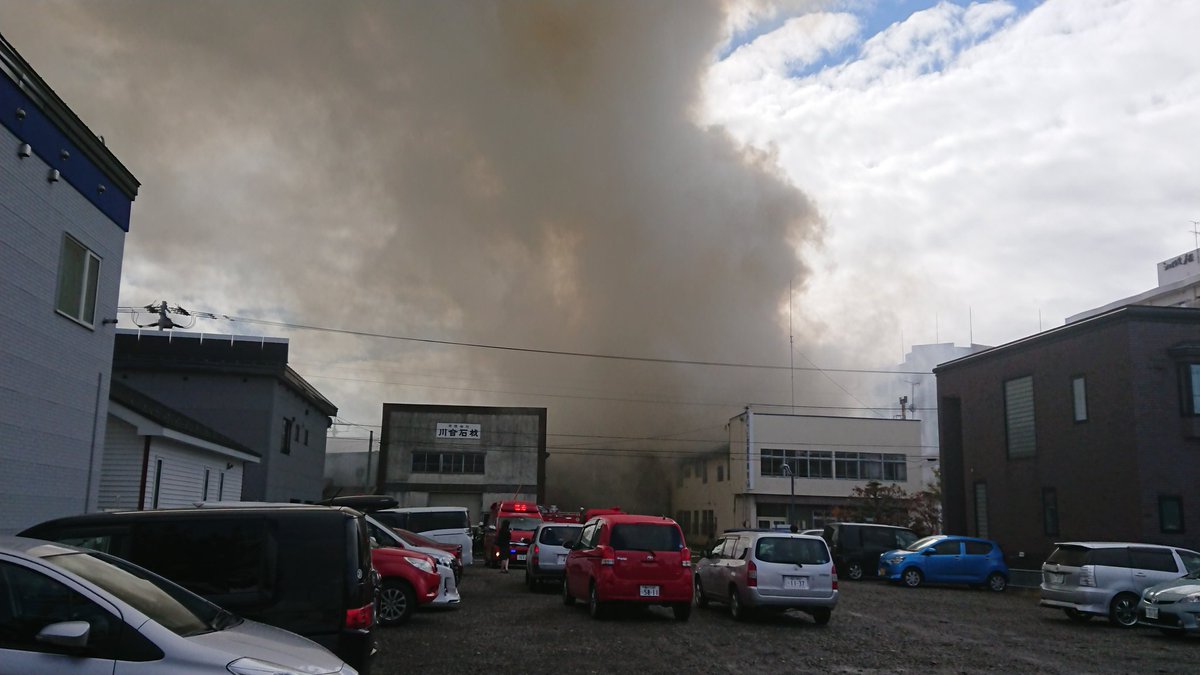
703;0;1200;362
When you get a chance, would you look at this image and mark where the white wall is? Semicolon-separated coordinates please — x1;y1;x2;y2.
100;416;246;511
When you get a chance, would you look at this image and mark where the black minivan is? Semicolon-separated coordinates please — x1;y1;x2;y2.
22;504;377;673
822;522;918;581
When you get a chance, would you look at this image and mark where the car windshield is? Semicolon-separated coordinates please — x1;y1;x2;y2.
609;524;683;552
46;550;226;637
538;526;581;546
365;515;404;547
906;536;944;552
1046;545;1091;567
755;537;830;565
502;518;543;531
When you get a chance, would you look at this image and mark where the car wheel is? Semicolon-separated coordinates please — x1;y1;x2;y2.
1109;593;1139;628
378;580;415;626
846;562;864;581
986;572;1007;592
902;568;923;588
810;608;832;626
673;602;692;622
729;587;747;621
562;577;575;606
1063;608;1092;623
695;575;709;609
588;582;606;619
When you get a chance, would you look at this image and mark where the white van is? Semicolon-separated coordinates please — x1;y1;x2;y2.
373;507;475;565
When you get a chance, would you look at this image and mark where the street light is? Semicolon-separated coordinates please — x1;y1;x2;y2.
781;463;795;530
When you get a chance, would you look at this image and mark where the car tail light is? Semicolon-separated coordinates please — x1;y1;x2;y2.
345;603;373;630
832;563;838;591
681;547;691;568
1079;565;1096;587
747;559;758;587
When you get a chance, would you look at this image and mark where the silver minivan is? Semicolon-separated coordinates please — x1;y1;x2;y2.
694;531;838;624
1040;541;1200;627
0;536;355;674
526;523;582;590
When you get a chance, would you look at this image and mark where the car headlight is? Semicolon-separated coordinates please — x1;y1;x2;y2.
405;557;436;574
887;557;906;565
1182;593;1200;604
228;657;319;675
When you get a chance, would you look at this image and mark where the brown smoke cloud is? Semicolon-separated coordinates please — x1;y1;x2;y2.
1;1;824;511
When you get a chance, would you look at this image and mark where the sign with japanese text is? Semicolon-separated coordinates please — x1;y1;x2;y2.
435;423;481;441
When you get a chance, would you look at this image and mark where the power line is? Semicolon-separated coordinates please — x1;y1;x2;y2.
116;306;933;377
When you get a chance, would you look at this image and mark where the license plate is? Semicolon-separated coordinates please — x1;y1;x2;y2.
1049;573;1064;584
1146;606;1159;620
784;576;809;590
516;554;527;561
639;585;660;597
556;554;566;564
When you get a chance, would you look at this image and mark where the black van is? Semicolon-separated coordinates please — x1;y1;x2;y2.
822;522;918;581
21;504;377;674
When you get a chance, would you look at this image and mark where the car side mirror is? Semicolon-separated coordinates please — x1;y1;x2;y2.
36;621;90;649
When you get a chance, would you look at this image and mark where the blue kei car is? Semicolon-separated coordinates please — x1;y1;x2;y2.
878;535;1009;592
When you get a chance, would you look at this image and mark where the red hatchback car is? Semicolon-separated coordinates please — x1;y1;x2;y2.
562;514;692;621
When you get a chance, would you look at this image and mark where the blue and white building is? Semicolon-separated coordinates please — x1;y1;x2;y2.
0;33;139;533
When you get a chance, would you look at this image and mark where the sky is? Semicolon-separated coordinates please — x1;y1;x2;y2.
3;0;1197;506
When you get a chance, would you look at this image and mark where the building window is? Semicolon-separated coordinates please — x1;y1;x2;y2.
218;472;225;501
761;448;795;477
1042;487;1059;536
974;482;989;538
304;428;310;446
152;458;163;509
202;469;211;501
411;451;485;474
55;234;101;327
716;464;724;482
1183;364;1200;416
1072;376;1088;423
1160;495;1184;534
1004;376;1036;458
280;418;293;454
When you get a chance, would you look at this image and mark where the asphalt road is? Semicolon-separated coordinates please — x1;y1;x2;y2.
373;567;1195;674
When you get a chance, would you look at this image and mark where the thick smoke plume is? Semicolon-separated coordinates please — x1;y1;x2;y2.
2;1;824;511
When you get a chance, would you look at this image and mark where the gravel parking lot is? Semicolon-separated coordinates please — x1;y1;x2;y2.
376;568;1194;674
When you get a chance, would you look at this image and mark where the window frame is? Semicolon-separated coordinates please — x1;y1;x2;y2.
1159;495;1185;534
1004;375;1036;459
55;234;102;328
1042;487;1059;536
1071;376;1088;423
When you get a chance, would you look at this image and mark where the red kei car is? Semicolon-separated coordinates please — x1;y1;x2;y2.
562;513;692;621
371;546;441;625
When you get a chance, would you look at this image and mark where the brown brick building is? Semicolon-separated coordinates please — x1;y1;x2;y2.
936;306;1200;567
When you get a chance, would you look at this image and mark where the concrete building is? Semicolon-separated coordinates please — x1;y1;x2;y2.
0;33;139;533
1068;247;1200;323
672;410;924;550
101;380;260;510
936;306;1200;566
111;330;337;503
375;404;547;526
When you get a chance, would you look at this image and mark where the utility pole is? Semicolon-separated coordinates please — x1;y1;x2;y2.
366;430;374;492
782;463;795;528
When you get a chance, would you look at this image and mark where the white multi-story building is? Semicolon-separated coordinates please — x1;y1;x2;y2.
0;33;139;533
1068;248;1200;323
671;410;924;550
